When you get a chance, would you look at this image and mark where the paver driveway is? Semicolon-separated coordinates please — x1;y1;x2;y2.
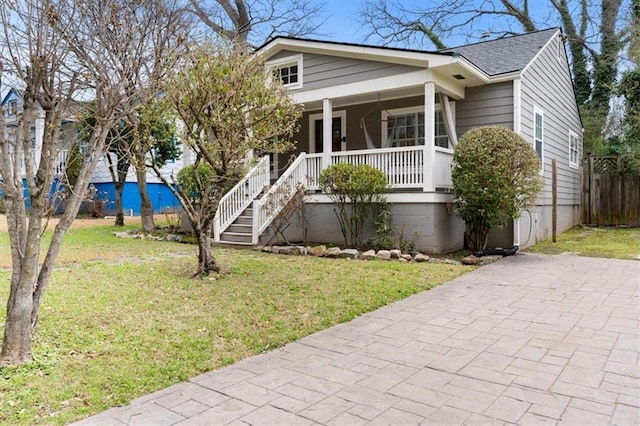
75;253;639;425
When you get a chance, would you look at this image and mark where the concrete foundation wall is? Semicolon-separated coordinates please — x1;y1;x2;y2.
263;201;466;253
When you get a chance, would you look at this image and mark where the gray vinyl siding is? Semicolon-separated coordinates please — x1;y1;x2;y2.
267;50;424;92
520;36;582;208
455;82;514;136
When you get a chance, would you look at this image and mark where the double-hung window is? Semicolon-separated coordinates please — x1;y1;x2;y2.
266;54;303;90
533;107;544;170
569;131;580;169
383;106;451;149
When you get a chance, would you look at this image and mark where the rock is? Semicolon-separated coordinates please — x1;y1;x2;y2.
271;246;282;254
339;249;359;259
261;246;272;253
278;246;294;255
479;255;502;266
376;250;391;260
398;257;408;262
414;253;430;262
461;255;480;265
166;233;184;243
361;250;376;260
309;245;326;257
401;254;413;261
284;246;306;256
325;247;341;258
445;258;462;266
390;249;402;259
113;231;132;239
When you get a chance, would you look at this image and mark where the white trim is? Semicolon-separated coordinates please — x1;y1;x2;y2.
308;109;346;154
521;29;561;76
292;69;467;103
266;54;303;90
568;130;580;169
513;78;522;134
533;106;545;173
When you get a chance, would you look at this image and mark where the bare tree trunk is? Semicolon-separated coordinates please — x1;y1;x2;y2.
114;182;125;226
136;168;156;232
195;223;219;276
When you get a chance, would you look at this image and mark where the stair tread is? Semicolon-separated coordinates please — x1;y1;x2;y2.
221;231;252;236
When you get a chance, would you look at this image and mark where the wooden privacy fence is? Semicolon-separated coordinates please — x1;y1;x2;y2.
582;155;640;226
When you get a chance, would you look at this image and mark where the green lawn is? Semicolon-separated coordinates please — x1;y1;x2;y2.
527;226;640;260
0;225;469;425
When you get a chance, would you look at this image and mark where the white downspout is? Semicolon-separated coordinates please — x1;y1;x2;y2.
513;77;522;246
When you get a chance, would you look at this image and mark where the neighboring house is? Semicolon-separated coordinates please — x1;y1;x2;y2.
1;89;182;215
214;27;583;251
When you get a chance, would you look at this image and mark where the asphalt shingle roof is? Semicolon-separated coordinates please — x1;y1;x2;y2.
441;28;560;76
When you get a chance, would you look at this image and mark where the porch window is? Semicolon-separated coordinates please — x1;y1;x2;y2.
383;106;451;149
266;54;303;90
569;130;579;169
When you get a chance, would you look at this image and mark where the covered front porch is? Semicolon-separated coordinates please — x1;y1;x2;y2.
285;70;463;193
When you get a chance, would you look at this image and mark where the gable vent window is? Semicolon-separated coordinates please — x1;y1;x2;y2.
267;54;303;90
277;64;298;85
7;100;18;116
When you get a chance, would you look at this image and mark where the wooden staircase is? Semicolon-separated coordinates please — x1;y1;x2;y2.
218;205;256;245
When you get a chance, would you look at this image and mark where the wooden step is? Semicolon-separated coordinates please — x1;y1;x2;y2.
219;231;252;244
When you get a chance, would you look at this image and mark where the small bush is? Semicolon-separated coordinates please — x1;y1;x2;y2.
452;126;542;251
319;163;387;247
177;162;215;204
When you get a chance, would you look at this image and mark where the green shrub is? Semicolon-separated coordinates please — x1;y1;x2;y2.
177;162;215;204
319;163;387;247
452;126;542;251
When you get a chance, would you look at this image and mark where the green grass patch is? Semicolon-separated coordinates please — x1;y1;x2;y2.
527;226;640;260
0;225;469;425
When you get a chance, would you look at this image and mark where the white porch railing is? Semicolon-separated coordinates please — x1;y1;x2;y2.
214;155;270;241
304;146;453;191
54;149;69;176
253;152;307;244
434;147;454;190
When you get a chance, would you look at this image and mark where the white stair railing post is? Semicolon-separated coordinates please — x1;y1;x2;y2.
251;199;260;245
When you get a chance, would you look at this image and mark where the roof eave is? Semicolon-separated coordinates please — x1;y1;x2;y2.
257;37;459;68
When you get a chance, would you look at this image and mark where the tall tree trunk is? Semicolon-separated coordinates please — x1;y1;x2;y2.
136;168;155;232
194;221;219;276
114;180;125;226
1;201;43;365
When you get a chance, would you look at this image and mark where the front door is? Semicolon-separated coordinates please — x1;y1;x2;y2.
311;115;344;154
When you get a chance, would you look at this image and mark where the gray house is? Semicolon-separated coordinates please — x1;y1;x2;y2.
213;28;583;252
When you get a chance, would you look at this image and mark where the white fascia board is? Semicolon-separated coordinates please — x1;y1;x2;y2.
521;29;561;76
292;69;465;104
258;38;443;67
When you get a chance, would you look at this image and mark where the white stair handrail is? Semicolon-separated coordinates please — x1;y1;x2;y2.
253;153;307;244
214;155;270;241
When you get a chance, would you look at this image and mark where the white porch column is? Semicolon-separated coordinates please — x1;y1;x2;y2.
322;97;332;171
423;82;435;192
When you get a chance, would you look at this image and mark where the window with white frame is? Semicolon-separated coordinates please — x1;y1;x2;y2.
383;106;451;149
7;100;18;116
533;107;544;170
267;54;303;89
569;130;580;168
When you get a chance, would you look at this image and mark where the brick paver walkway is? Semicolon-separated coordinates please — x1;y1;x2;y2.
74;253;639;425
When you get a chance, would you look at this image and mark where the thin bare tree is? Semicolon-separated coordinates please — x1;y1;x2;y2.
0;0;187;366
